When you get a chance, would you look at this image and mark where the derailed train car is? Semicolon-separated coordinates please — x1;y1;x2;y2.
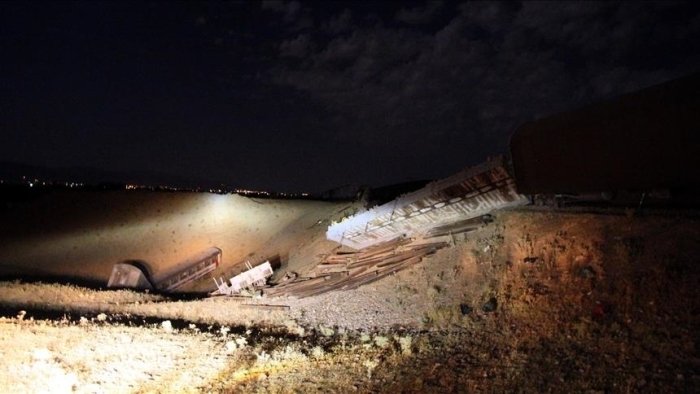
156;247;222;291
108;247;222;292
510;72;700;202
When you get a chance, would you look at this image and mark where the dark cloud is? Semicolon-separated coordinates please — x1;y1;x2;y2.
396;1;445;25
261;0;297;17
261;0;312;31
266;1;700;181
323;9;353;34
279;34;313;58
2;1;699;192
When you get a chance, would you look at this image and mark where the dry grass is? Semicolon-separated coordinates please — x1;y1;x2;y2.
0;209;698;392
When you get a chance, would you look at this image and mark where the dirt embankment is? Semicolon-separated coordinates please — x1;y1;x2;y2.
266;209;700;391
366;209;700;392
0;208;698;392
0;190;352;289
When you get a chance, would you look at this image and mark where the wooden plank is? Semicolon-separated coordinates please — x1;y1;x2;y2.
265;236;449;298
309;263;348;277
239;304;290;311
342;255;424;291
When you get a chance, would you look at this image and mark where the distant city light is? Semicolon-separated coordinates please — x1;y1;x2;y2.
0;175;313;199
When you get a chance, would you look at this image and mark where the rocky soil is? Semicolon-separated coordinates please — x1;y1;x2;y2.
1;208;699;392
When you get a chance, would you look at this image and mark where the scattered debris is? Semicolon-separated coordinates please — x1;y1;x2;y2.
0;207;696;393
212;261;274;296
266;238;447;298
239;304;290;311
281;271;298;282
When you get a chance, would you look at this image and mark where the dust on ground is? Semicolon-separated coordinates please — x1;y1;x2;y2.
0;190;353;287
1;208;699;392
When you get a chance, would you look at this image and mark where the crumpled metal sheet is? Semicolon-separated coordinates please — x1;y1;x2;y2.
327;157;528;249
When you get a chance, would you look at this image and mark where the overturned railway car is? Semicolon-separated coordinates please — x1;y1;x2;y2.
157;247;222;291
108;247;223;292
327;156;528;249
510;72;700;199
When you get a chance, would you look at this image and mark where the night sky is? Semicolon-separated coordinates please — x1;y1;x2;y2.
2;1;699;193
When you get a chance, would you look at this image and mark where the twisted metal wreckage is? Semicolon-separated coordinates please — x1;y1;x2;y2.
107;69;700;297
106;156;526;297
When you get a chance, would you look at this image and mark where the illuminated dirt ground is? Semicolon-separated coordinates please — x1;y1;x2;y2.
0;196;699;392
0;190;352;287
